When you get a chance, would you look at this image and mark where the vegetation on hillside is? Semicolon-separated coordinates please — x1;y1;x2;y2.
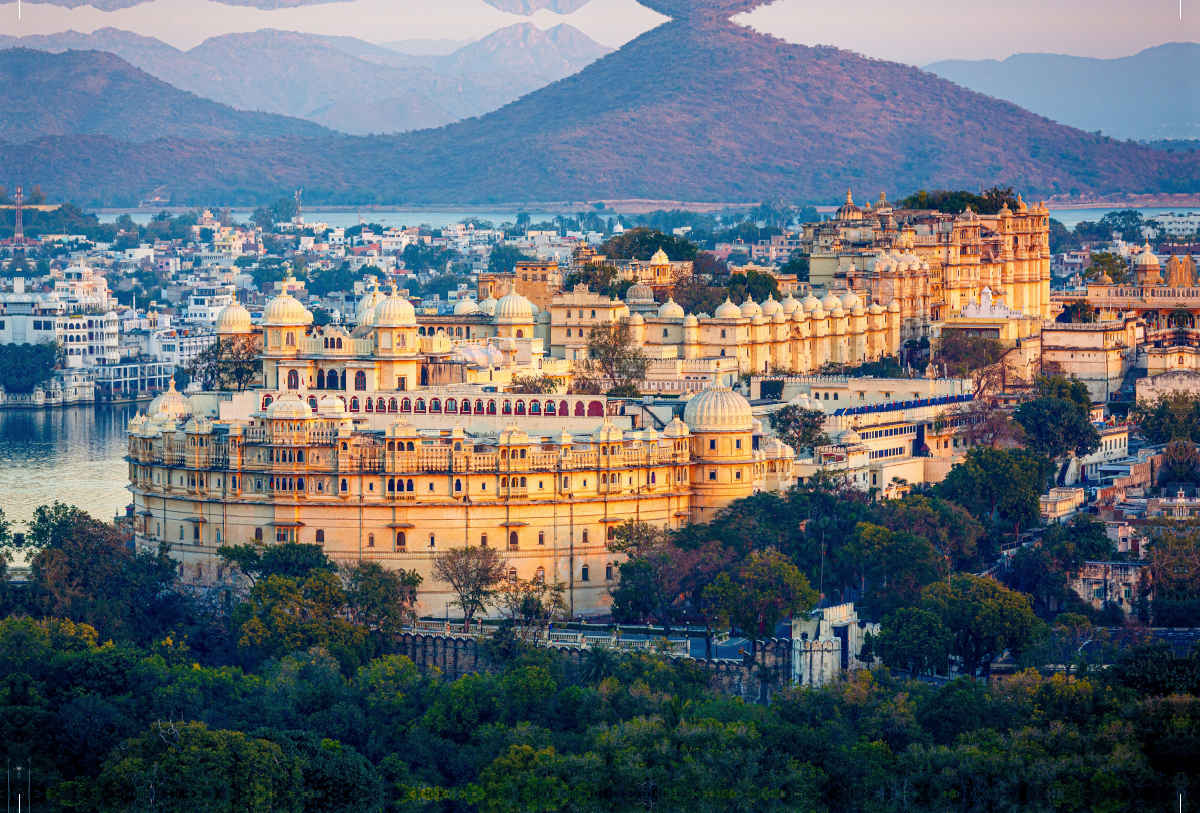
0;342;58;392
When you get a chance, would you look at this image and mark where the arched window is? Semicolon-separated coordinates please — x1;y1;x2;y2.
316;529;325;544
418;327;426;336
368;533;375;548
376;397;386;412
354;371;367;391
509;531;519;550
297;477;305;490
516;329;524;338
530;401;541;415
582;529;589;543
287;370;299;389
535;567;544;582
501;449;508;459
574;401;584;416
601;446;608;456
415;399;426;412
455;479;462;492
605;563;613;580
588;401;603;417
538;531;545;545
285;332;295;347
581;564;590;582
406;442;415;451
389;398;398;412
446;399;457;413
721;329;726;338
406;479;414;491
481;534;488;547
262;395;274;409
650;472;656;484
487;400;497;415
601;473;608;484
308;396;317;410
520;449;527;459
401;398;412;412
365;398;374;412
502;400;512;415
388;478;395;492
546;400;556;415
317;369;326;389
388;441;395;451
350;397;360;411
396;532;406;550
508;567;518;580
476;400;485;414
336;338;343;349
255;527;263;541
520;476;527;487
515;400;526;415
501;477;508;487
607;525;615;539
430;399;441;413
341;479;348;491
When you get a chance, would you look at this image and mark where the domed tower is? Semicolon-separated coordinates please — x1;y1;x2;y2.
493;291;536;339
373;286;418;356
649;247;671;286
215;302;253;337
836;189;863;222
1134;242;1162;286
625;282;656;314
682;384;757;517
262;280;314;390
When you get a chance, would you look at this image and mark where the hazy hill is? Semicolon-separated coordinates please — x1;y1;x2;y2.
925;43;1200;142
0;0;580;10
0;24;610;135
3;0;1197;204
0;48;331;143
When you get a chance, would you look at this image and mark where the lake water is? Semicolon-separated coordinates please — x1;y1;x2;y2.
94;209;580;229
0;403;139;532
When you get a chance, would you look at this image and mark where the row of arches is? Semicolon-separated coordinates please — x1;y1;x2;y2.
263;393;606;418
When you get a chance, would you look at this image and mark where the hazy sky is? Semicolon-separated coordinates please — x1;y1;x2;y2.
3;0;1198;60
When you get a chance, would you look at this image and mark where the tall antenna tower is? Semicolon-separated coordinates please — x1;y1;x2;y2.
13;186;23;243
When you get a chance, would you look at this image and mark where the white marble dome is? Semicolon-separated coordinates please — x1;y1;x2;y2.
453;298;481;315
147;378;192;421
374;289;417;327
781;293;801;315
821;292;842;310
840;291;861;310
356;285;385;324
263;291;313;325
683;384;754;433
1134;242;1160;268
495;291;535;322
761;295;782;317
215;302;252;335
626;283;654;303
801;293;821;313
266;393;311;418
658;298;685;319
714;298;743;319
318;395;346;415
479;295;498;316
740;297;763;318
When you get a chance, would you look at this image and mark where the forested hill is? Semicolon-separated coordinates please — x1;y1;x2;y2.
0;48;333;143
2;0;1197;204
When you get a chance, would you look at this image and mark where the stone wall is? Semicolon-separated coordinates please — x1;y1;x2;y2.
392;633;797;704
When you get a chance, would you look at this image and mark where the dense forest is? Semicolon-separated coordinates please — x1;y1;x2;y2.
4;411;1200;813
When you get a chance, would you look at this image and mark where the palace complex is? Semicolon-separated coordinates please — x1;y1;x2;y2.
124;191;1061;616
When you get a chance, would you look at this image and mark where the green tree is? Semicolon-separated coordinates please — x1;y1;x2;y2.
1013;396;1100;482
778;252;809;281
725;270;780;304
431;545;508;631
1131;391;1200;444
1035;374;1093;410
509;374;559;394
607;521;687;635
341;561;421;635
0;343;58;393
306;263;356;298
921;574;1042;676
1085;252;1129;283
218;542;338;584
186;336;260;392
91;721;303;813
936;447;1046;532
572;321;648;397
599;227;697;261
235;571;371;670
849;523;947;620
871;493;984;570
877;608;953;676
768;404;829;453
705;549;817;652
1057;299;1097;322
487;245;531;275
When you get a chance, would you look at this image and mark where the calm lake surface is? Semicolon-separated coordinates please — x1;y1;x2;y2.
0;403;139;532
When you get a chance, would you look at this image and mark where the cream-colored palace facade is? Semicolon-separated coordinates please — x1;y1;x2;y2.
127;286;797;616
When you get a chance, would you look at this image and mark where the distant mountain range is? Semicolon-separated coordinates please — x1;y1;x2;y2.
0;0;587;11
0;24;611;136
925;43;1200;142
2;0;1197;205
0;48;331;143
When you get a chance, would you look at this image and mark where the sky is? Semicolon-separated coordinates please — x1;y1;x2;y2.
2;0;1198;60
